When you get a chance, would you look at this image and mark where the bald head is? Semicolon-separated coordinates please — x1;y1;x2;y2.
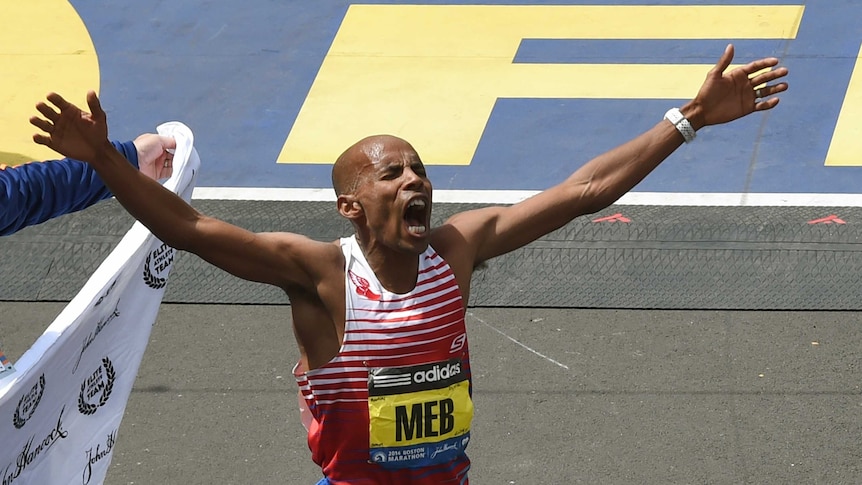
331;135;416;195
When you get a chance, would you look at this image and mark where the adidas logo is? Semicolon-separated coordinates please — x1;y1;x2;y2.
413;362;461;383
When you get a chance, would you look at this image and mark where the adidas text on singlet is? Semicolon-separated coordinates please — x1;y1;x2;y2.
293;236;472;484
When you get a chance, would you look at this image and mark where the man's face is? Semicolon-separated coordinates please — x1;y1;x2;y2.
354;140;433;254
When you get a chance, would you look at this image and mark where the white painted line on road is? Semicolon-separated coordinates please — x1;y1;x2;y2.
192;187;862;207
467;312;570;371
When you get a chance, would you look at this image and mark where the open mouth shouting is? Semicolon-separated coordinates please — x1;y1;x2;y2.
403;197;429;236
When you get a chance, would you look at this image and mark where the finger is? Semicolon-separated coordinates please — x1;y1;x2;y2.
159;135;177;150
710;44;734;77
46;92;71;111
756;81;790;99
750;66;789;87
32;133;52;147
743;57;780;76
29;116;54;133
753;83;788;105
86;90;106;120
35;102;60;122
766;82;789;97
754;97;781;112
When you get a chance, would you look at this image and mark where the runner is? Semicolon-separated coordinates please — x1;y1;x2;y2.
29;44;787;484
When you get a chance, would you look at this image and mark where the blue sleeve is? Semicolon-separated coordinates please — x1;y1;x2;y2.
0;140;138;236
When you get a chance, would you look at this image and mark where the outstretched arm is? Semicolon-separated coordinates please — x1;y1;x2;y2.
443;44;789;265
29;91;334;291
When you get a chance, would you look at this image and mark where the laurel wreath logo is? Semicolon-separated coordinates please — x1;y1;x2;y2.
143;246;170;289
13;374;45;429
78;357;116;416
142;258;166;289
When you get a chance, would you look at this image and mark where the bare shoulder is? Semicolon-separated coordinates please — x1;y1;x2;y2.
266;232;344;272
431;206;506;259
300;236;346;288
435;206;506;242
222;230;344;292
430;207;505;291
263;231;342;252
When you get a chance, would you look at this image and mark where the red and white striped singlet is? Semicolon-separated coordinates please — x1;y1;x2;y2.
294;236;472;484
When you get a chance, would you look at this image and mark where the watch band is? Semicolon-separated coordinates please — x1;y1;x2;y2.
664;108;696;143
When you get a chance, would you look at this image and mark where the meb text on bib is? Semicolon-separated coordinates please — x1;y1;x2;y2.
368;359;473;469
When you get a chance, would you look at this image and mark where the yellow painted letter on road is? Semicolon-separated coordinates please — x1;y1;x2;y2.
278;4;803;166
825;43;862;166
0;0;99;165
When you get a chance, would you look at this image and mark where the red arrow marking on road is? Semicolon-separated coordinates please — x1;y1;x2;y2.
808;215;846;225
592;213;631;223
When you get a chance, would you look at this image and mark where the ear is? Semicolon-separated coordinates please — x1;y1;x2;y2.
337;195;363;220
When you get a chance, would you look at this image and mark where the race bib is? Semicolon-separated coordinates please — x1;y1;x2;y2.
368;359;473;469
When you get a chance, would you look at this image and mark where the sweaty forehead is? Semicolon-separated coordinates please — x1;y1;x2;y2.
365;140;422;168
